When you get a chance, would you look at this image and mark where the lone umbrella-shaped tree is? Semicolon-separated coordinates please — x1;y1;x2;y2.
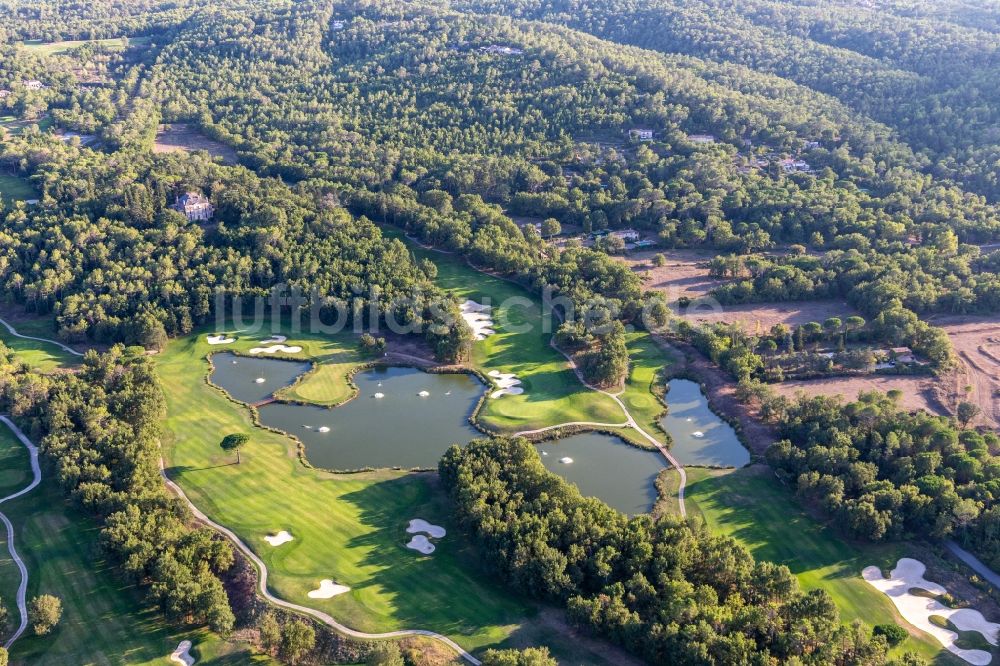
221;433;250;464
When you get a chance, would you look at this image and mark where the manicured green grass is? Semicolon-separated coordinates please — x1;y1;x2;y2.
619;332;673;445
20;37;143;56
385;229;623;432
0;311;81;372
0;423;270;665
681;466;955;663
0;174;35;202
158;328;621;663
276;345;361;406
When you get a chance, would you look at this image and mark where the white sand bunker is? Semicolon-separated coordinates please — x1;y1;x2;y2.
307;579;350;599
264;531;294;546
249;344;303;354
863;558;1000;665
207;334;235;345
263;335;287;343
170;640;195;666
488;370;524;398
460;300;495;340
407;519;446;538
406;534;436;555
559;457;573;464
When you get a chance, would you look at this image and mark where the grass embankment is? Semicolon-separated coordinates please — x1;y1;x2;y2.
679;466;955;663
289;227;623;433
0;422;268;665
158;329;620;662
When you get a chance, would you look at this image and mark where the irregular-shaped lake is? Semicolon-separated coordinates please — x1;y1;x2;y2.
210;352;311;404
538;433;665;515
211;356;483;470
660;379;749;467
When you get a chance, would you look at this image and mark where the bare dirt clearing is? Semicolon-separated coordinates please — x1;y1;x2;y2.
153;124;238;164
770;375;949;417
623;249;723;301
925;315;1000;428
679;300;861;333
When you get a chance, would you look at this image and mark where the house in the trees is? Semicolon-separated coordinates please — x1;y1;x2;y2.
612;229;640;243
688;134;716;144
173;191;214;222
779;158;812;173
21;80;44;90
628;128;654;141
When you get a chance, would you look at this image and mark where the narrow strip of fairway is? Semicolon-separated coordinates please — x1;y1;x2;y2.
683;466;954;663
0;313;81;372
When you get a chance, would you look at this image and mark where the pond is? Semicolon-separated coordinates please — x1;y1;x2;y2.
660;379;750;467
210;355;484;470
538;433;665;515
209;352;312;404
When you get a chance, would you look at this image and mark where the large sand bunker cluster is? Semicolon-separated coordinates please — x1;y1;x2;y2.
405;518;446;554
863;558;1000;665
488;370;523;398
460;300;495;340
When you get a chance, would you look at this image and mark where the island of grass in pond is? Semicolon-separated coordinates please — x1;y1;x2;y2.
660;379;749;467
211;357;483;470
538;433;665;515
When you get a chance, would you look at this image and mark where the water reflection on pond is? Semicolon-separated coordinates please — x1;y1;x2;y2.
538;432;665;515
660;379;749;467
211;355;483;470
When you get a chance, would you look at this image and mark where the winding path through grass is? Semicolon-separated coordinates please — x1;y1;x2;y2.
159;458;482;665
539;338;687;518
0;416;41;649
0;317;83;357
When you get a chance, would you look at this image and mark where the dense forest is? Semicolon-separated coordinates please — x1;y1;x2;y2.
0;343;235;632
440;436;907;664
761;389;1000;568
457;0;1000;202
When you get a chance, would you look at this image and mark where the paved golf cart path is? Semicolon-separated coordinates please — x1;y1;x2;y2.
0;317;84;356
160;460;482;665
0;416;42;649
537;338;687;518
400;232;688;515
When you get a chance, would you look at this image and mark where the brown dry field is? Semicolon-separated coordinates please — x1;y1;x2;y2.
925;314;1000;428
770;374;951;417
623;248;723;300
153;123;238;164
679;299;860;334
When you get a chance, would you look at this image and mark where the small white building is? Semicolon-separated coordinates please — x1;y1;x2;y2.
688;134;716;144
628;128;654;141
480;45;523;55
804;140;821;149
21;80;44;90
612;229;640;243
779;158;811;173
173;191;214;222
332;20;346;30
